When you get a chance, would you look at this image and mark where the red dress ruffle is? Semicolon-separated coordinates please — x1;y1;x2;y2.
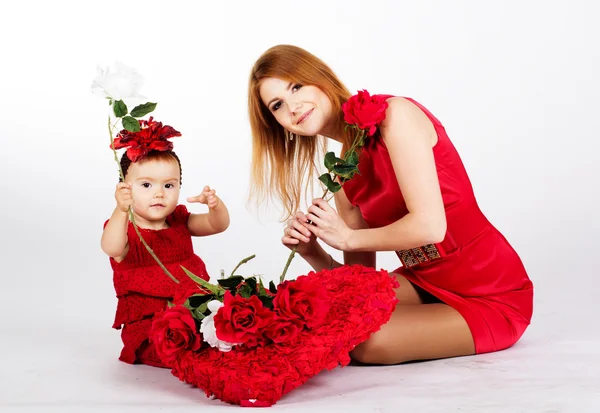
105;205;210;366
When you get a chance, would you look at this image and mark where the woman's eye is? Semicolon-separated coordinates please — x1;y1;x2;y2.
272;101;282;111
292;84;302;91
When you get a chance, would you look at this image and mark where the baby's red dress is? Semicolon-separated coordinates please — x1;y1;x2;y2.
342;96;534;354
105;205;209;367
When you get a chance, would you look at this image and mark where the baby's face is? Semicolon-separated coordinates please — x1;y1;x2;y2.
125;158;181;226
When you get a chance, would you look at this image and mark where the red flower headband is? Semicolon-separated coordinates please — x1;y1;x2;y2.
113;116;181;162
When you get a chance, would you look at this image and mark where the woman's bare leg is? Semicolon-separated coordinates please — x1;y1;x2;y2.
351;274;475;364
392;272;424;305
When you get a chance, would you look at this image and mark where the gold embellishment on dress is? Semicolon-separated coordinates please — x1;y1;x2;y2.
397;244;442;267
423;244;441;259
397;249;420;267
411;248;428;263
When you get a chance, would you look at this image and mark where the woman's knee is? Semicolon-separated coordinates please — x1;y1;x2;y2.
350;335;399;365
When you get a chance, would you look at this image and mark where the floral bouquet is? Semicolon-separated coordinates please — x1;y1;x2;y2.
93;62;397;407
153;255;331;358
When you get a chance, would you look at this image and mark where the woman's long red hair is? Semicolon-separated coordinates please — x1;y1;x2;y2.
248;45;354;220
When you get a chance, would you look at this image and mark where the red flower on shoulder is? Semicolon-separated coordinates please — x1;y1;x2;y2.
342;90;389;136
113;116;181;162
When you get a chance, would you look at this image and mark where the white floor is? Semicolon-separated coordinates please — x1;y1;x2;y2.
2;282;598;413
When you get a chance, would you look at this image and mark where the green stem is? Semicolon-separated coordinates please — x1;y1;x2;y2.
279;187;329;283
230;254;256;277
279;128;365;283
343;129;365;158
107;115;179;284
279;246;297;284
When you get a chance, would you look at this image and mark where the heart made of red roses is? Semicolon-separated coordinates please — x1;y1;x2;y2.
168;266;399;407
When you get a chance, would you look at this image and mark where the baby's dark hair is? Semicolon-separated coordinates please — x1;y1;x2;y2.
119;150;183;184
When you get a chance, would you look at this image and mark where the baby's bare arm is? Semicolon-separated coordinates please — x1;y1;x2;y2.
187;186;230;236
101;183;132;260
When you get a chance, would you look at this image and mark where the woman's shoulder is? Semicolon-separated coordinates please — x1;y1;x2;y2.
380;96;443;129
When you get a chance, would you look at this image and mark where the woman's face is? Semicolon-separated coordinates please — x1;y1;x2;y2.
259;77;333;137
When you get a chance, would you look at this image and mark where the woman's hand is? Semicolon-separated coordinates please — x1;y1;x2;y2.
303;198;354;251
282;211;321;257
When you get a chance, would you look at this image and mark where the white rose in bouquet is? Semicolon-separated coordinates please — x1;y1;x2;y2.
200;300;238;352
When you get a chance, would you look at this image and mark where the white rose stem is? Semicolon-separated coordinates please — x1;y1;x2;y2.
107;116;180;284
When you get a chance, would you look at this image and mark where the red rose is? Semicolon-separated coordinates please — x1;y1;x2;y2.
263;317;303;344
149;306;202;365
273;276;330;328
113;116;181;162
342;90;389;136
213;291;274;346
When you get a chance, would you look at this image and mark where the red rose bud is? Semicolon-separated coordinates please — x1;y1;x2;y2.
342;90;389;136
213;291;274;346
273;276;330;328
149;306;202;366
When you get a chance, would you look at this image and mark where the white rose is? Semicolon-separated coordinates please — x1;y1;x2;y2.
91;61;146;102
200;300;238;352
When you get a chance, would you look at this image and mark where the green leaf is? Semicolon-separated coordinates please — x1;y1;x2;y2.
258;295;274;309
269;280;278;294
346;150;359;166
188;293;213;308
113;100;128;117
197;302;209;314
258;278;268;296
193;307;206;320
324;151;345;171
217;275;245;289
333;164;357;180
238;284;253;298
130;102;157;118
122;116;140;132
167;301;175;308
318;173;342;193
245;277;257;293
181;266;221;294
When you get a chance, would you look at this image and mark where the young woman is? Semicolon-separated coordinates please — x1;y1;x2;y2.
248;44;533;364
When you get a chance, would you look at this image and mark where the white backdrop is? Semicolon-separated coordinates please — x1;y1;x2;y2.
1;0;598;410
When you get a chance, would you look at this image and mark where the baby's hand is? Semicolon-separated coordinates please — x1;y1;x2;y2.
115;182;133;213
187;185;220;209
